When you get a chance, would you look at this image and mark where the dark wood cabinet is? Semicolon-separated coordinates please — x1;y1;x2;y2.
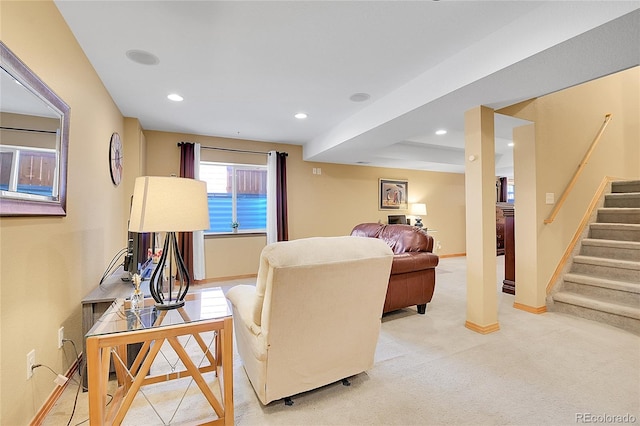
497;203;515;294
496;205;505;255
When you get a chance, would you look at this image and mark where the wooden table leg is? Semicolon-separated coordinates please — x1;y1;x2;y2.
86;336;104;425
222;317;234;425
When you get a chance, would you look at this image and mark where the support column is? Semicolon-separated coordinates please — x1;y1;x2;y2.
512;124;547;313
464;106;499;334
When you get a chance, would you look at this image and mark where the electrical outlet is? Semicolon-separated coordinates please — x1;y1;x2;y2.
58;326;64;349
27;349;35;380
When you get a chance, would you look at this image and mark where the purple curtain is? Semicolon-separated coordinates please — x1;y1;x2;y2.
276;152;289;241
178;142;195;280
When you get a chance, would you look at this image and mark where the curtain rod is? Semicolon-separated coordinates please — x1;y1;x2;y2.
0;126;57;135
177;142;287;156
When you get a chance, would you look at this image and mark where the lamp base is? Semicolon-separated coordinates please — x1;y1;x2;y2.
155;300;185;311
414;218;423;228
148;231;191;310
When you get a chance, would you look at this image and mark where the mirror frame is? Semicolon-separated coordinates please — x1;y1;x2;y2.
0;41;70;216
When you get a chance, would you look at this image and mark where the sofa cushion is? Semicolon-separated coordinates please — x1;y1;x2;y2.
350;223;434;254
378;224;432;254
350;222;384;239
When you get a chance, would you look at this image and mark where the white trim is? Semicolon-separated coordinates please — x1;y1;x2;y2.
193;143;206;280
266;151;277;244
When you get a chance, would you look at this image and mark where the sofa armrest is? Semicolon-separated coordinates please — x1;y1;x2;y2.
391;252;439;274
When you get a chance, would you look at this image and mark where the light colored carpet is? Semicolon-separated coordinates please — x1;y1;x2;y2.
42;256;640;425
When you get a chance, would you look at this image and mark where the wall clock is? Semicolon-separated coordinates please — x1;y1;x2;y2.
109;132;123;186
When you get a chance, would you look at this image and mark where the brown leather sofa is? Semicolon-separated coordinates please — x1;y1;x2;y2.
351;223;439;314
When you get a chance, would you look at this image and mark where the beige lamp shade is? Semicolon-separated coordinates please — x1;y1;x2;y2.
128;176;210;233
410;203;427;216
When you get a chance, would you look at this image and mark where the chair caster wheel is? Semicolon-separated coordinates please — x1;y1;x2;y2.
284;397;294;406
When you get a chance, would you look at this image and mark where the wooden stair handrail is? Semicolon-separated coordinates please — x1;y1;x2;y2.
544;114;612;224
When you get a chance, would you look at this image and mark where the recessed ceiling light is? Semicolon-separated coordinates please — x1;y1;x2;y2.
167;93;184;102
125;49;160;66
294;112;308;119
435;129;447;135
349;93;371;102
508;142;515;147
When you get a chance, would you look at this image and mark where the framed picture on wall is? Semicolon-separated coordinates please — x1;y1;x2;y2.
379;178;408;210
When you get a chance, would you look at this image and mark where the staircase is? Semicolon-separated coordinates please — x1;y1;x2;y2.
551;180;640;335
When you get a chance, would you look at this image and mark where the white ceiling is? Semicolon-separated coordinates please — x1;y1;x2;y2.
54;1;640;177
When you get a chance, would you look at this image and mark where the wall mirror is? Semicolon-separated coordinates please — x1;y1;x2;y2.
0;41;70;216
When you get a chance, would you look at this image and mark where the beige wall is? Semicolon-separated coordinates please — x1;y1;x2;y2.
144;130;467;279
122;117;147;223
499;66;639;306
0;2;131;424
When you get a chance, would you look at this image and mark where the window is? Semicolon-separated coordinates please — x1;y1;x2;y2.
0;145;58;199
507;178;515;203
200;162;267;234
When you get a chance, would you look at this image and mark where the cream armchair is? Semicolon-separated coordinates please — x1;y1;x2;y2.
226;236;394;405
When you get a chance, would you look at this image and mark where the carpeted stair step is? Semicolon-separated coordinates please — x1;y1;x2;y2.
597;207;640;224
563;273;640;305
605;192;640;208
589;223;640;242
571;255;640;282
552;291;640;335
580;239;640;261
612;180;640;193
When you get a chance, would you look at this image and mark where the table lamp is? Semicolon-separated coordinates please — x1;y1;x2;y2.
128;176;209;310
410;203;427;228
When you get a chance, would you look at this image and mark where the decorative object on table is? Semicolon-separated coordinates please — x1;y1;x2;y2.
379;178;408;210
410;203;427;228
147;232;163;263
109;132;123;186
231;221;239;233
128;176;209;310
147;247;163;263
130;273;143;312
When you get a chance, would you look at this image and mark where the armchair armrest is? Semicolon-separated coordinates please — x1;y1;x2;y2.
226;285;262;335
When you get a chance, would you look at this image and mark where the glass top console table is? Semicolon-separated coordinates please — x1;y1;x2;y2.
85;288;233;425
